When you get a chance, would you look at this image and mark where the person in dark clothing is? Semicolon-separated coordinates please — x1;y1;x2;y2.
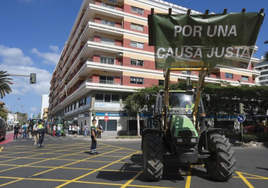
37;121;45;148
13;124;20;140
90;119;101;155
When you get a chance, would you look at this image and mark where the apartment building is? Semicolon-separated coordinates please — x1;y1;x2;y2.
255;57;268;86
48;0;260;136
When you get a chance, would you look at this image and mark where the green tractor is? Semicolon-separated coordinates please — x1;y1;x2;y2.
141;7;264;182
142;71;236;182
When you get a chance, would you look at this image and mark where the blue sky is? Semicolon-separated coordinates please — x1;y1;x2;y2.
0;0;267;118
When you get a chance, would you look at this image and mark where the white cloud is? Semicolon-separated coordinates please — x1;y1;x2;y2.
49;45;59;53
0;45;52;96
31;107;38;112
30;47;60;65
0;45;34;66
0;64;52;96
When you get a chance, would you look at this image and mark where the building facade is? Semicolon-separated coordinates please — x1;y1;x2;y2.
255;57;268;86
48;0;260;136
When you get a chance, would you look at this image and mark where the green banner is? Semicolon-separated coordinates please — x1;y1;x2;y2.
148;12;265;69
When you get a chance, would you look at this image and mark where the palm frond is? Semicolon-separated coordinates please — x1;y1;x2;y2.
0;70;12;98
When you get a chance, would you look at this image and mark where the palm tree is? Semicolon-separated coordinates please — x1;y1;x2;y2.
0;70;12;98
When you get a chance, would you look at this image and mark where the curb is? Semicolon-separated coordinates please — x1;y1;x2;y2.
233;141;268;148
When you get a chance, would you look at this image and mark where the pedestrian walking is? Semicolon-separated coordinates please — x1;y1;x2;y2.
28;123;33;139
97;124;103;138
13;123;20;140
77;125;80;135
22;123;27;139
84;123;89;137
90;119;101;155
53;124;56;137
37;121;45;148
57;124;61;137
33;122;39;145
69;125;72;135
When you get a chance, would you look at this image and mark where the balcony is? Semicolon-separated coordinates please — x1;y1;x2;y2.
255;61;268;68
87;78;121;85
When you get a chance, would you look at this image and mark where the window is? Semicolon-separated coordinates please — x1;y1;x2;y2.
130;41;143;49
130;59;143;66
100;56;115;64
131;23;144;31
112;95;119;103
242;76;249;81
131;6;144;15
99;120;117;131
102;2;115;9
101;19;115;27
225;73;233;79
108;0;117;4
86;96;91;104
240;62;248;69
130;77;144;84
95;94;103;102
101;37;115;45
95;94;119;103
158;80;164;86
100;75;114;84
105;94;111;102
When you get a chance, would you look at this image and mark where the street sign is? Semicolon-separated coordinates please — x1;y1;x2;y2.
104;116;109;122
237;114;246;123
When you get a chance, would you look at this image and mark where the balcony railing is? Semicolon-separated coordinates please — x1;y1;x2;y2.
87;78;121;85
255;61;268;67
90;1;124;12
89;19;123;28
88;58;123;66
88;38;123;47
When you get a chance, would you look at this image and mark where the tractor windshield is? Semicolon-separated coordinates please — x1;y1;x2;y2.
169;92;194;114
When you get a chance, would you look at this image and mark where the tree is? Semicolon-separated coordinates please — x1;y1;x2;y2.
265;51;268;62
123;85;162;136
0;101;8;120
0;70;12;98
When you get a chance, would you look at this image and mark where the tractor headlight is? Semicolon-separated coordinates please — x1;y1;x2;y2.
190;138;198;143
177;138;183;142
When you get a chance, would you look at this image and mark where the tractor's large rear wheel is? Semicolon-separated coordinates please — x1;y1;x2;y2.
204;134;236;181
142;134;163;181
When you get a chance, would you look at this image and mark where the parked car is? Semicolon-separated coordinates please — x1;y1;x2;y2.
0;118;7;141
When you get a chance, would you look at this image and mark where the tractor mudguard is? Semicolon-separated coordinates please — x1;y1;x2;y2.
141;128;161;150
197;128;223;153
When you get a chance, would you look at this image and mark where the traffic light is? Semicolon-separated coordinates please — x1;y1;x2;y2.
30;73;36;84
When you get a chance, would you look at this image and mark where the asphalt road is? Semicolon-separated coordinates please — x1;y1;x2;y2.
0;133;267;188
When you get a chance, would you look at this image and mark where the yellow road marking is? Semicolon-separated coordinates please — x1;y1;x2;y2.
0;147;3;153
55;151;140;188
31;147;121;177
185;165;192;188
239;172;268;180
120;170;143;188
236;171;254;188
0;144;90;173
0;142;85;163
0;176;178;188
0;178;23;187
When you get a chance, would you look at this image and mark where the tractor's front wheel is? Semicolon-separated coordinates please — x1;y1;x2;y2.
204;134;236;181
142;134;163;181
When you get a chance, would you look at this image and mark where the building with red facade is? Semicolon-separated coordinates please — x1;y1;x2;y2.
48;0;260;136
